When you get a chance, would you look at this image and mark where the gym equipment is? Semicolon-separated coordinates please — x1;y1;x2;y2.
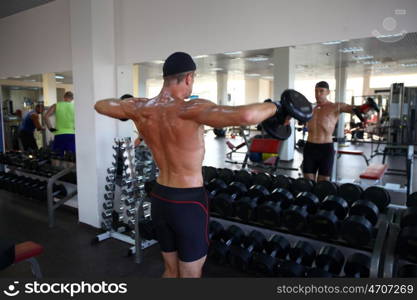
312;181;338;202
406;192;417;207
208;220;224;241
290;178;315;196
341;198;385;247
217;168;235;185
234;185;270;222
277;241;316;277
212;181;248;217
256;188;294;227
397;264;417;278
396;225;417;263
306;246;345;277
400;207;417;228
271;174;294;191
251;173;273;191
229;230;266;272
261;89;313;140
310;195;349;238
206;178;228;200
234;170;253;188
281;192;319;233
209;225;245;264
202;166;218;184
252;234;290;276
337;183;363;205
362;186;391;212
344;253;371;278
352;97;380;122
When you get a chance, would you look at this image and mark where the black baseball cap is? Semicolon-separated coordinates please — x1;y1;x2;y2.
163;52;196;77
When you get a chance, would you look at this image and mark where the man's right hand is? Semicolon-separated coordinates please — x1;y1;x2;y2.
49;128;57;132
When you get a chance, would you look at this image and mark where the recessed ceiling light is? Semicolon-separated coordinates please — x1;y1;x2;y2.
376;32;405;39
400;63;417;68
339;47;363;53
224;51;243;55
55;75;64;79
246;73;260;77
152;60;164;64
193;55;208;59
210;68;223;71
354;55;374;60
363;60;381;65
246;56;269;62
321;40;347;45
374;65;390;69
269;63;274;66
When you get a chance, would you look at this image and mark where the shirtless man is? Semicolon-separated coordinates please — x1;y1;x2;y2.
303;81;365;182
95;52;311;278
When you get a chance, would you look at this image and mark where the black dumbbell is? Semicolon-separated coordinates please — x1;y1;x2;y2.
257;188;294;227
337;183;363;206
362;186;391;212
217;168;235;185
209;225;245;264
212;181;248;217
206;178;228;200
270;174;294;191
306;246;345;277
234;185;270;222
341;199;381;246
397;264;417;278
202;166;218;185
310;195;349;238
234;170;253;188
400;207;417;228
252;234;290;276
229;230;266;272
406;192;417;208
397;225;417;263
208;220;225;241
290;178;315;196
344;253;371;278
252;172;273;191
313;180;338;202
277;241;316;277
281;192;319;233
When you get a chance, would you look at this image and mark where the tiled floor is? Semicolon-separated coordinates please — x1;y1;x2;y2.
0;131;415;278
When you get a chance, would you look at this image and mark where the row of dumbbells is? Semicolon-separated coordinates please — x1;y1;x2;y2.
208;221;371;277
396;206;417;264
203;166;391;248
134;145;158;179
0;172;67;201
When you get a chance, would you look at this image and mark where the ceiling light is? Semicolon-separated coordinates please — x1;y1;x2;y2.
339;47;363;53
55;75;64;79
354;55;374;60
246;73;260;77
375;32;405;39
374;65;390;69
210;68;223;71
400;63;417;68
321;40;347;45
152;60;164;64
269;63;274;66
262;76;274;80
246;56;269;62
224;51;243;55
193;55;208;59
363;60;381;65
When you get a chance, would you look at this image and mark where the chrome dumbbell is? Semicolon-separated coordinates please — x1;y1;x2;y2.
126;207;137;217
107;167;116;174
103;202;113;210
123;197;136;206
101;221;111;230
106;175;115;183
127;219;136;228
102;211;112;219
105;183;115;192
104;192;114;201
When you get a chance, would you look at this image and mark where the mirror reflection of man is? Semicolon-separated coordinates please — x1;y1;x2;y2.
18;103;44;151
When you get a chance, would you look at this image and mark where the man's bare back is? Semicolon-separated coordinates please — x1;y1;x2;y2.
120;94;206;188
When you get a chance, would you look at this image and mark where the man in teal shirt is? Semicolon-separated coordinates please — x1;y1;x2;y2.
45;91;76;156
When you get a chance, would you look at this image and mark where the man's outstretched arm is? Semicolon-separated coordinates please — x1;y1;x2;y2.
179;99;277;128
94;98;136;120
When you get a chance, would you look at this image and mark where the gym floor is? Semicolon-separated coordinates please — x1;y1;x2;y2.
0;131;414;278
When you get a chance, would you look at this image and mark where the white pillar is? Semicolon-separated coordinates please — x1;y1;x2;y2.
42;73;57;106
272;47;295;161
335;66;348;142
217;71;228;105
137;64;147;98
362;70;371;96
116;64;136;139
70;0;118;227
42;73;57;144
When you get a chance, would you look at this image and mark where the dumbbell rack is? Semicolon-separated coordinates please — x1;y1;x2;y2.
94;138;157;262
0;154;77;228
212;216;390;277
382;205;416;277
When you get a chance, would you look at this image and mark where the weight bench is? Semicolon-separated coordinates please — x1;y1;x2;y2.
242;138;282;171
0;240;44;278
360;164;388;181
337;149;369;166
226;141;247;159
